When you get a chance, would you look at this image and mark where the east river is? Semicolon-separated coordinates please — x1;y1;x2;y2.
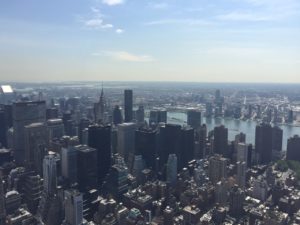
164;112;300;150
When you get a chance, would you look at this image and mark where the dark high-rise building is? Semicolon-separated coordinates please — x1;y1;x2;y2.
159;124;194;171
196;124;207;159
135;105;144;124
113;105;123;125
47;119;64;141
0;110;7;148
103;155;129;199
64;120;77;137
255;123;273;164
288;109;294;123
117;123;136;165
76;145;98;191
166;154;177;187
206;102;213;117
61;147;78;185
187;109;201;129
208;154;227;184
24;122;48;175
78;119;90;144
0;175;5;224
215;89;221;101
159;124;181;169
149;109;167;125
62;112;77;136
124;90;133;122
235;132;246;144
272;126;283;152
247;144;253;168
135;128;157;169
286;135;300;161
88;125;111;184
46;108;59;120
213;125;228;156
229;185;245;218
23;174;42;215
179;126;194;170
63;189;83;225
13;101;46;165
43;154;58;196
1;104;13;128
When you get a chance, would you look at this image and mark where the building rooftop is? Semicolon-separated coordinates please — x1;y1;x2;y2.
0;85;13;93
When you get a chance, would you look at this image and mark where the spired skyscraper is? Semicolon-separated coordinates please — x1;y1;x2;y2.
13;101;46;165
124;89;133;122
94;85;106;123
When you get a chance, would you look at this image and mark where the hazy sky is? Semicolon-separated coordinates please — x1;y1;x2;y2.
0;0;300;83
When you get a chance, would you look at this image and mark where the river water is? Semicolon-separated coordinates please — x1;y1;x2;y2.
166;112;300;150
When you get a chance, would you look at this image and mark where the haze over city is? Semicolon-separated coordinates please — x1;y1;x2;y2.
1;0;300;83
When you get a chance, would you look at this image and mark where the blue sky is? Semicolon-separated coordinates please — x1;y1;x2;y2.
0;0;299;83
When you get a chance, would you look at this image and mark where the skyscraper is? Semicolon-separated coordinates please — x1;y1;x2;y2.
43;154;58;196
255;123;273;164
187;109;201;129
215;89;221;103
205;102;213;117
229;185;245;218
166;154;177;187
179;126;194;170
94;86;106;123
117;123;136;165
236;161;246;189
135;128;158;169
0;105;13;143
24;122;48;175
272;126;283;152
0;175;5;225
196;124;207;159
61;146;78;185
132;155;145;184
159;124;181;168
286;135;300;161
113;105;123;125
213;125;228;156
288;109;294;123
237;143;248;166
76;145;98;191
135;105;145;124
208;155;227;184
88;125;112;184
149;109;167;125
78;119;90;144
0;110;7;148
63;189;83;225
13;101;46;164
47;119;64;141
124;89;133;122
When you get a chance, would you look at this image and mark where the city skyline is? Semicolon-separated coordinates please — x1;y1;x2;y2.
1;0;300;83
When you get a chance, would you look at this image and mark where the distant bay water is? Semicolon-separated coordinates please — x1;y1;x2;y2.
160;111;300;150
